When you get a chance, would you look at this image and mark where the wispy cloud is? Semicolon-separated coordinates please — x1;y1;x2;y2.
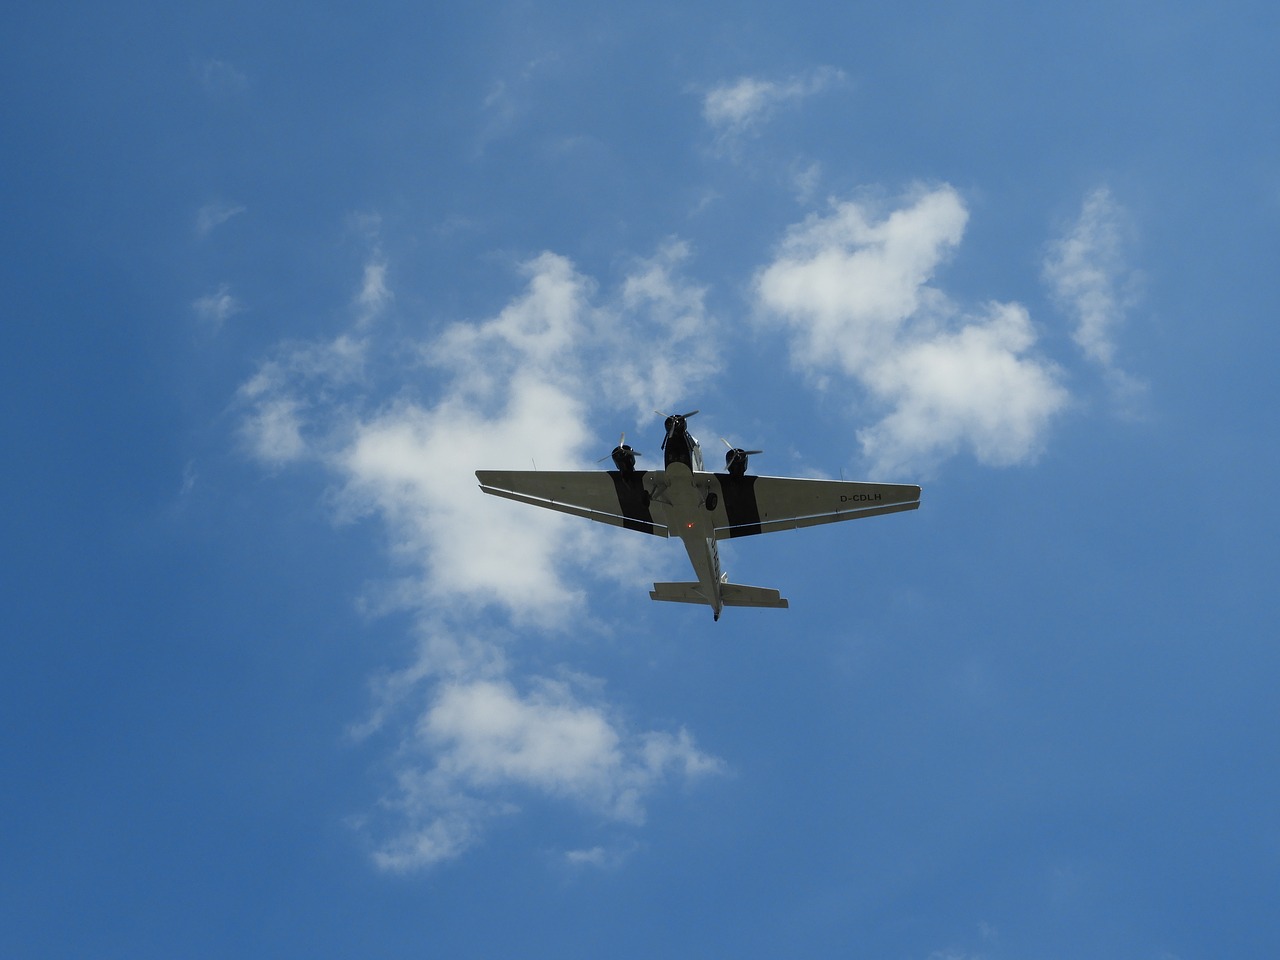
476;54;563;152
790;160;824;203
332;247;716;623
702;67;846;150
755;185;1068;474
192;57;249;97
239;394;308;466
192;283;241;332
195;201;246;237
1043;187;1144;399
239;244;724;869
236;327;369;469
355;257;391;327
372;677;721;872
611;240;718;420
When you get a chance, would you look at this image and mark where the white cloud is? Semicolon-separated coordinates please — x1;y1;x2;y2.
370;776;492;873
193;58;249;96
857;303;1067;472
195;201;246;236
704;77;779;132
790;160;824;203
330;254;612;624
610;240;718;419
756;185;1067;473
339;380;596;623
480;79;519;144
757;187;969;371
701;67;846;161
333;246;716;622
238;242;724;869
371;676;722;871
235;333;369;466
355;258;392;326
192;284;240;331
703;67;846;145
1043;187;1136;368
565;845;610;866
476;55;562;151
229;246;708;629
424;678;693;818
431;251;595;391
240;395;307;466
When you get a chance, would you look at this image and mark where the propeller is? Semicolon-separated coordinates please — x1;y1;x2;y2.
598;433;641;473
656;409;699;449
721;437;763;477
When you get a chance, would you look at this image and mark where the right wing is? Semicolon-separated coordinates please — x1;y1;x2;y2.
709;474;921;539
476;469;668;537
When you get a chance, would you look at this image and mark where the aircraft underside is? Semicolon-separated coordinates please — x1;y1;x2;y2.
476;411;920;619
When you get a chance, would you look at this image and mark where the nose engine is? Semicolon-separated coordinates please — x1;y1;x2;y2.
659;409;700;447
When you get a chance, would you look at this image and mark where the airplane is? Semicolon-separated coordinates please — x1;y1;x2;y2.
476;411;921;620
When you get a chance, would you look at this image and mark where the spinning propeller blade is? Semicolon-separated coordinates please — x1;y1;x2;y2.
720;437;763;456
597;432;642;463
656;410;699;448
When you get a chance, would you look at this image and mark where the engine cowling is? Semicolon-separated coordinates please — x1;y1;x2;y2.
724;447;750;477
611;443;639;474
599;433;642;474
721;439;762;478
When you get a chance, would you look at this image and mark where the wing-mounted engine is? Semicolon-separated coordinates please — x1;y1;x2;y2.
599;434;642;475
721;438;763;478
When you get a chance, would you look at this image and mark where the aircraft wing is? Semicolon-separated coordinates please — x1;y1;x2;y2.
709;474;921;540
475;470;668;537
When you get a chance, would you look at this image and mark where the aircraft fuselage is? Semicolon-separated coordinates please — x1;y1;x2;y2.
656;415;727;618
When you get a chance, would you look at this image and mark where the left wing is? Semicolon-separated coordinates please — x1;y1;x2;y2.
476;470;668;537
709;474;921;539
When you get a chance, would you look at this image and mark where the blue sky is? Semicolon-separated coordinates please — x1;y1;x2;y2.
3;2;1278;957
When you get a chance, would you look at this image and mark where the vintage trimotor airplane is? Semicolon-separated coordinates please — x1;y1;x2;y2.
476;411;921;620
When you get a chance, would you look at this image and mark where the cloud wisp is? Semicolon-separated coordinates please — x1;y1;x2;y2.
755;185;1069;474
372;676;722;872
355;257;391;328
195;201;246;237
238;246;724;869
702;67;846;152
192;57;249;97
1043;187;1144;401
192;284;241;333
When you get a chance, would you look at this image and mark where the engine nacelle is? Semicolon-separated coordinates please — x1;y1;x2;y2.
611;444;639;474
724;448;750;477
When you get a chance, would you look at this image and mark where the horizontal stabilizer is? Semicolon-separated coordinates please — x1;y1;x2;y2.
720;583;789;609
648;582;789;609
649;582;709;605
